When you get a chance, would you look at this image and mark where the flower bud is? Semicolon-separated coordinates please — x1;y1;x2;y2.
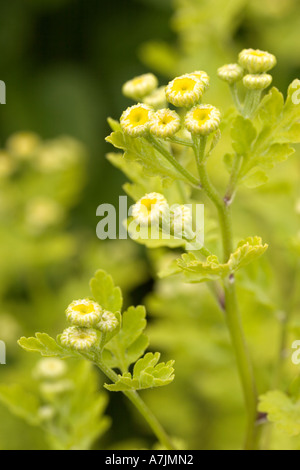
217;64;244;84
238;49;276;74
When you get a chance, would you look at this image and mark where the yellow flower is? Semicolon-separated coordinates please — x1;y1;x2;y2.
131;192;168;226
243;73;272;90
166;75;205;107
34;358;67;380
120;104;153;137
122;73;158;100
189;71;210;89
217;64;244;84
60;327;98;350
143;86;167;109
149;109;181;138
185;105;221;136
66;299;102;327
238;49;277;74
97;311;119;333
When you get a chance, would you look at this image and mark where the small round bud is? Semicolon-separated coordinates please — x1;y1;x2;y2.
120;104;153;137
189;71;210;90
131;192;168;226
238;49;277;74
34;358;67;380
149;109;181;138
166;75;205;107
171;205;193;235
143;86;167;109
217;64;244;84
122;74;158;101
60;327;98;351
66;299;102;327
243;73;272;90
97;311;119;333
185;104;221;136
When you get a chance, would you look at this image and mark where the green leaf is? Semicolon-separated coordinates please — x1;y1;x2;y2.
176;253;230;283
228;237;268;271
104;305;149;373
259;390;300;437
257;87;284;125
231;116;257;156
18;333;73;358
235;83;300;187
174;237;268;283
90;270;123;314
107;117;122;132
106;131;186;181
242;168;269;188
0;385;41;426
104;352;175;391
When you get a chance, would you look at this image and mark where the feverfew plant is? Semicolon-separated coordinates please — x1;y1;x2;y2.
16;49;300;450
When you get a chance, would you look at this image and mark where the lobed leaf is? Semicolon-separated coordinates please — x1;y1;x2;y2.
104;352;175;392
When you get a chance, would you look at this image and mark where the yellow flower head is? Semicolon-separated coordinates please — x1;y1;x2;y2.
120;104;153;137
122;73;158;100
189;71;210;90
131;192;168;226
34;358;67;380
166;74;205;107
217;64;244;84
97;311;119;333
60;326;98;351
243;73;272;90
143;86;167;109
238;49;277;74
66;299;103;327
185;105;221;136
149;109;181;138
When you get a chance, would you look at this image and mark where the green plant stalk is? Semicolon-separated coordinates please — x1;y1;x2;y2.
194;137;258;449
92;353;175;450
230;83;243;114
146;134;200;187
224;154;243;206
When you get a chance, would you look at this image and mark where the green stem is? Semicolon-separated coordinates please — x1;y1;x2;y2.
230;83;243;114
93;355;175;450
224;277;259;450
243;90;262;119
146;134;200;187
193;136;258;449
224;154;243;206
167;136;194;147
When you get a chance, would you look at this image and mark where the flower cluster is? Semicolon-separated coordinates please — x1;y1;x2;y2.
131;193;194;241
120;71;220;140
60;298;119;351
218;48;276;92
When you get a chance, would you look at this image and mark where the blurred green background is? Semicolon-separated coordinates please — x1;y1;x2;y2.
0;0;300;450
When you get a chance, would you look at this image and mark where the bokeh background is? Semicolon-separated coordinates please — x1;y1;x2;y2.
0;0;300;450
